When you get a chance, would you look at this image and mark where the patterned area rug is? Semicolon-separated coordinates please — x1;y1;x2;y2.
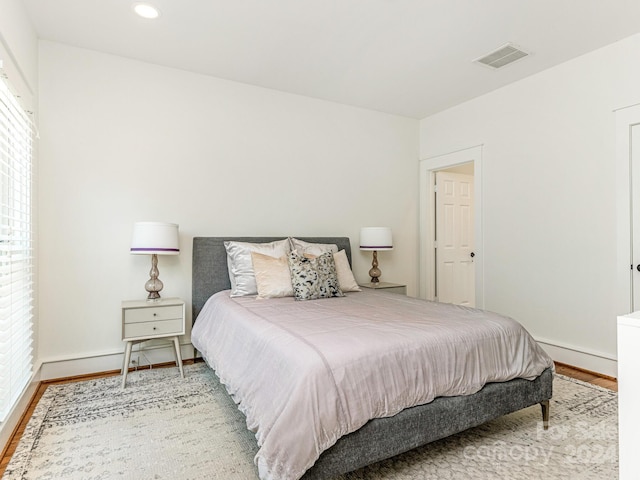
3;363;617;480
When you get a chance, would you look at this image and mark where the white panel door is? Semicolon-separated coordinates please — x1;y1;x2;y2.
435;171;475;306
632;124;640;310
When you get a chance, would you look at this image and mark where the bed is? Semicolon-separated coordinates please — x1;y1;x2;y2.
191;236;553;480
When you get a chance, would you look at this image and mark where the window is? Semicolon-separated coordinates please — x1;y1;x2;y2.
0;73;34;421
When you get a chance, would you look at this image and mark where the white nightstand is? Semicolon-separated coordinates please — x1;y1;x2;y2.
121;297;186;388
359;282;407;295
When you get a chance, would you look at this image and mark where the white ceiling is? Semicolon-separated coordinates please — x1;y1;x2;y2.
22;0;640;119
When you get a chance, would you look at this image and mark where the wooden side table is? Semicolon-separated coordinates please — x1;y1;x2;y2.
359;282;407;295
121;297;186;388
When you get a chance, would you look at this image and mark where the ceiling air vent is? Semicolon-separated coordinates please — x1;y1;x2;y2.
474;43;529;69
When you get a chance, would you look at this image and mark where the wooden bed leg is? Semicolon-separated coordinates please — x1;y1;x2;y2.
540;400;550;430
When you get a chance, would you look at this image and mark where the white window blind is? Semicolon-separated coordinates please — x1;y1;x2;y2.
0;73;34;422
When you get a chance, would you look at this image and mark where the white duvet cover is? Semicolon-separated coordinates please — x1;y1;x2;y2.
191;290;554;480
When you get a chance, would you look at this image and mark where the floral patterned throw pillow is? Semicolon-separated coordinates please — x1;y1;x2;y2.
287;251;344;301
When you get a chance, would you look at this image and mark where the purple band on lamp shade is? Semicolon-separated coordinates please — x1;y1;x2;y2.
130;222;180;255
359;227;393;251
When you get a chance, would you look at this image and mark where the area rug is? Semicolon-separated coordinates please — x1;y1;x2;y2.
2;363;617;480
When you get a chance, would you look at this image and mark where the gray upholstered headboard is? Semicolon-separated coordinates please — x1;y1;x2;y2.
192;237;352;323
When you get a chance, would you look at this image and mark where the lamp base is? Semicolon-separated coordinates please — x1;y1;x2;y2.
369;250;381;283
146;291;161;301
144;254;164;300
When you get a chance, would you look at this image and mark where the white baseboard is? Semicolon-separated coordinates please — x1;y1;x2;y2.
39;342;195;381
536;337;618;378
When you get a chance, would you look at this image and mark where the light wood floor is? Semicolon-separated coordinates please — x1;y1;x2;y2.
554;362;617;391
0;361;617;476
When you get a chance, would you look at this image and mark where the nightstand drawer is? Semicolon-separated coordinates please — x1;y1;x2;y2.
124;318;183;338
124;305;183;324
375;286;407;295
359;282;407;295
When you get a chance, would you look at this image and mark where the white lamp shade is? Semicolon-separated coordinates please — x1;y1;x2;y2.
130;222;180;255
359;227;393;251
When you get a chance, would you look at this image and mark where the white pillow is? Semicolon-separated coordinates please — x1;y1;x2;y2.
224;239;290;297
289;238;338;257
251;252;293;298
333;249;361;292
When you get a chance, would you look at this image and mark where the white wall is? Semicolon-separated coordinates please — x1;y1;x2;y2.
37;41;419;377
38;21;638;380
420;33;640;376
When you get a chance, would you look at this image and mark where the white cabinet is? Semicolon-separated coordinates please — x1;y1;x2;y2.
617;312;640;479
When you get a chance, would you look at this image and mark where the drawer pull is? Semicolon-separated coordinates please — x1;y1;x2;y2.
153;313;157;316
153;327;157;330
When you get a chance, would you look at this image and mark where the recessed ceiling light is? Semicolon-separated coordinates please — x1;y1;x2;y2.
133;3;161;19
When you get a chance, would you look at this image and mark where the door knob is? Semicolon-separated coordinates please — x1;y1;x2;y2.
637;264;640;272
470;252;475;258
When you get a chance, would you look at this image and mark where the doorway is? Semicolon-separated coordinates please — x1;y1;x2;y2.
419;146;484;308
615;103;640;314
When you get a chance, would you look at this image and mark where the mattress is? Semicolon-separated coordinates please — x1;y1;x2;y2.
191;289;554;480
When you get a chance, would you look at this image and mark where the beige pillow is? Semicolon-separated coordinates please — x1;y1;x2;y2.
333;249;361;292
251;252;294;298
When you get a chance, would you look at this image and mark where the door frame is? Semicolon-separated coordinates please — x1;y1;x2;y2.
419;145;484;307
615;103;640;314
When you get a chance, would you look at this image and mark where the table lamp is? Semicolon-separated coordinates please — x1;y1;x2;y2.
359;227;393;283
130;221;180;300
